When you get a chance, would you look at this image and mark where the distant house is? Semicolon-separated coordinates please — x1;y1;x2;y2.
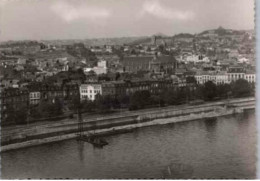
1;79;20;88
83;60;108;75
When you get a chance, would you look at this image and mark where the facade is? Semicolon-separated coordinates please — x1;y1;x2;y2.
122;56;152;72
102;81;126;98
27;83;64;105
227;72;245;82
215;74;229;84
0;87;29;122
195;70;255;85
244;73;256;83
184;55;210;63
29;91;41;105
195;72;229;85
227;66;246;82
102;79;177;98
122;55;177;73
149;55;177;74
80;83;102;101
63;84;79;100
81;79;179;101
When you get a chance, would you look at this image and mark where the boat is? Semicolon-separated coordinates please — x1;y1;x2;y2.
75;107;108;148
77;134;108;148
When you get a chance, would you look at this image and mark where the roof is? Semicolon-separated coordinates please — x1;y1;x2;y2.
122;56;153;63
123;55;176;64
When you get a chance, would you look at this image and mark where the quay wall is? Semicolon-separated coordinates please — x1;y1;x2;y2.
1;98;255;152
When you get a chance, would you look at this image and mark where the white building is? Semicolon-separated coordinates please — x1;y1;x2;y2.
244;73;256;83
80;83;102;101
195;74;211;84
195;72;229;85
184;55;210;63
29;91;41;105
196;72;256;85
227;72;245;82
214;74;229;84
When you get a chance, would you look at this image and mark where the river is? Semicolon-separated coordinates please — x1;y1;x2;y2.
1;110;256;179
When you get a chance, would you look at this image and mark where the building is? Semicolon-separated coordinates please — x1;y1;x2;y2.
27;83;64;105
101;81;126;98
122;55;177;73
227;66;245;82
214;73;229;84
29;90;41;105
195;71;229;85
195;74;212;84
149;55;177;74
1;79;20;88
63;83;79;100
122;56;152;72
0;87;29;122
80;83;102;101
244;71;256;83
102;79;177;98
184;54;210;63
83;60;108;75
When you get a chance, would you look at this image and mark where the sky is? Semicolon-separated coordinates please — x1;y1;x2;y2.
0;0;255;41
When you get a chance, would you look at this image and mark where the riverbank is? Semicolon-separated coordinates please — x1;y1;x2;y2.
1;97;255;152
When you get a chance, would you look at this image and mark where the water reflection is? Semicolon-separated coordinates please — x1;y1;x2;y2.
77;141;84;162
204;117;218;142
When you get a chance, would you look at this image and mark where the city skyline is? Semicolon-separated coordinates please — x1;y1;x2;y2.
0;0;254;41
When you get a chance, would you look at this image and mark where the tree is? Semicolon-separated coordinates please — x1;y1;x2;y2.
186;76;197;84
129;90;151;110
82;100;96;112
118;95;130;108
158;44;165;53
69;95;82;112
194;85;204;100
216;83;231;98
161;89;177;105
14;106;28;125
32;99;63;119
4;105;28;125
95;95;112;113
232;79;252;98
203;81;217;101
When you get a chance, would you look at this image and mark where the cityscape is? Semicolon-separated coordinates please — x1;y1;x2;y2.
0;0;256;179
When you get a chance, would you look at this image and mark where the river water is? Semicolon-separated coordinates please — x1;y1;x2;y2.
1;110;256;179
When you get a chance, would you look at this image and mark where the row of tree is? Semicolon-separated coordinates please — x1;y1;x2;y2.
75;79;254;113
3;98;64;126
3;78;254;126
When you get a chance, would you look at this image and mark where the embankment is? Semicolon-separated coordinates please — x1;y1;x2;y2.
1;97;255;152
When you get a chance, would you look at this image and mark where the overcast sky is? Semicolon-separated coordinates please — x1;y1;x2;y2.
0;0;254;41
